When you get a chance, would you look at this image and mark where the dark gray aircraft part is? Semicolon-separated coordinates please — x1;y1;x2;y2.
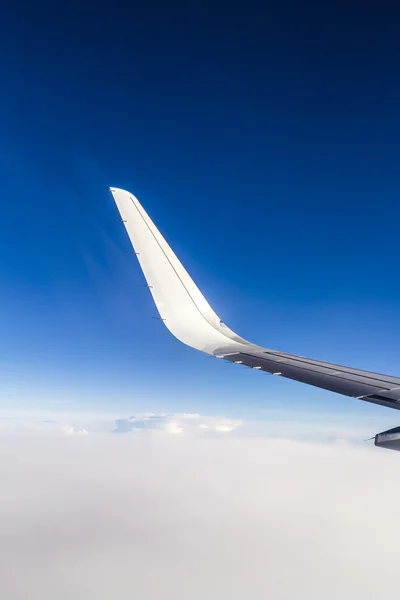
375;426;400;450
217;349;400;410
110;187;400;450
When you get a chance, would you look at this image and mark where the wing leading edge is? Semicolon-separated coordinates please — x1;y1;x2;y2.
110;187;400;411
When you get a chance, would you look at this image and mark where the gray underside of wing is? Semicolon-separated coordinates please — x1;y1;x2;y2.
110;187;400;411
219;347;400;410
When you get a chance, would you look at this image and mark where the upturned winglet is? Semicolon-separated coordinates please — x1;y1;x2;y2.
110;187;250;355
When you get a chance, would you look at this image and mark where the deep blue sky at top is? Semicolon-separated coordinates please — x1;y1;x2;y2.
1;0;400;420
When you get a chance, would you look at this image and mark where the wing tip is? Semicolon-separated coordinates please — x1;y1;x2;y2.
109;186;129;194
110;188;141;206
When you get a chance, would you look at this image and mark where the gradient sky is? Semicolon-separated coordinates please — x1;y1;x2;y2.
1;1;400;427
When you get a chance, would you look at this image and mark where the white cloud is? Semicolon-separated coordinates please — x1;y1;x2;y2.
61;424;89;435
214;424;236;432
1;416;400;599
164;420;184;435
1;407;398;445
113;412;243;435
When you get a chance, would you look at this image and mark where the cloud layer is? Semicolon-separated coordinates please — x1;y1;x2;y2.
1;422;400;599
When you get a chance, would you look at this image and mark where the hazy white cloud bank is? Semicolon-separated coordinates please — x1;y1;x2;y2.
1;407;396;443
1;414;400;600
113;412;243;435
0;411;243;437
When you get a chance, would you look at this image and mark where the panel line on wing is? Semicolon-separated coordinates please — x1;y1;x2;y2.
261;350;400;388
236;352;393;393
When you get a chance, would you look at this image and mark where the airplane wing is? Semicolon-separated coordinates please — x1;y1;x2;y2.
110;187;400;412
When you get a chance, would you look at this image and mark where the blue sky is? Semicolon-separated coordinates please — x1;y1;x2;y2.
1;1;400;427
